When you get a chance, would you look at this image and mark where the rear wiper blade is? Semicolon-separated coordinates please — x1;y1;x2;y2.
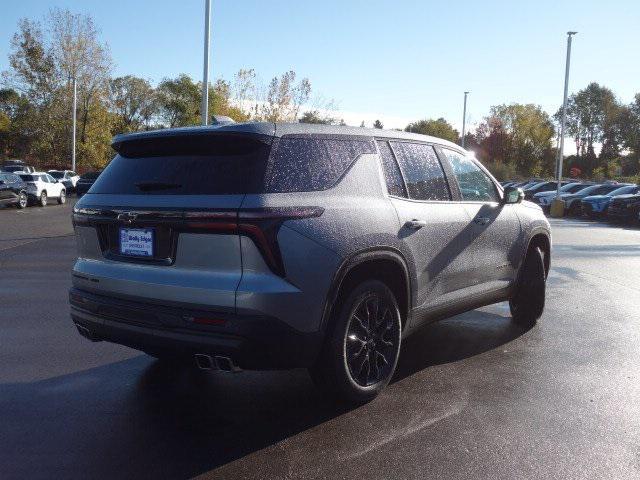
134;181;182;192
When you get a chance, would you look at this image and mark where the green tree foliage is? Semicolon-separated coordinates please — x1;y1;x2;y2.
555;83;623;175
156;74;200;128
474;104;555;177
109;76;157;133
2;9;113;169
299;110;336;124
405;118;459;143
373;119;383;129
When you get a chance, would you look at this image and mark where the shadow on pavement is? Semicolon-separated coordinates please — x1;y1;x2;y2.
0;308;528;479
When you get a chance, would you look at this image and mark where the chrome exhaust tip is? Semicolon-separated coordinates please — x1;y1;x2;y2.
214;356;242;373
75;323;101;342
194;354;216;370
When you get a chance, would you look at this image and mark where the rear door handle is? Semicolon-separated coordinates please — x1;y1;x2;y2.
474;217;490;225
405;219;427;229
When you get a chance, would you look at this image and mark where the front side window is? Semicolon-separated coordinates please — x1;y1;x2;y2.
376;140;406;197
442;149;499;202
390;142;450;201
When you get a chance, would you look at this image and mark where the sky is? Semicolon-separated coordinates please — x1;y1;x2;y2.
1;0;639;134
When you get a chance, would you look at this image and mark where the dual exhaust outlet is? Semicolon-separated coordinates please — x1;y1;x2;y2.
194;353;241;373
75;323;241;373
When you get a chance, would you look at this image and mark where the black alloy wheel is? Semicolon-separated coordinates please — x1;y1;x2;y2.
345;293;400;387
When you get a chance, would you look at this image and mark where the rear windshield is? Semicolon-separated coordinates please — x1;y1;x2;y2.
90;133;374;195
19;174;36;181
91;135;273;195
49;171;64;179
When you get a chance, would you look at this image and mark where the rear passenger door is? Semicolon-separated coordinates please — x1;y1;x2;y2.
377;140;473;327
439;148;522;293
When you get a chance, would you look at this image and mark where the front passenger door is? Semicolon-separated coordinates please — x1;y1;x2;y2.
377;140;474;326
440;148;522;294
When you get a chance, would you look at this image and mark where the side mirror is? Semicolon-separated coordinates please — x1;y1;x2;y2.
503;186;524;204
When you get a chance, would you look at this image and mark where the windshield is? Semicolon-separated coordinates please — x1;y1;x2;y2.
607;185;638;196
49;171;64;179
18;174;36;182
560;183;582;192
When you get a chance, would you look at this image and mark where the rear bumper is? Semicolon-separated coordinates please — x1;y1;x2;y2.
69;288;323;370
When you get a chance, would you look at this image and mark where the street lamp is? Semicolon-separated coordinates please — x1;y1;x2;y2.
461;91;469;148
201;0;212;126
71;76;76;172
551;31;577;217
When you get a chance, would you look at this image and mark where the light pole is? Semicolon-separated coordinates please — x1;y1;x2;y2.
201;0;212;126
551;31;577;217
71;76;77;172
461;91;469;148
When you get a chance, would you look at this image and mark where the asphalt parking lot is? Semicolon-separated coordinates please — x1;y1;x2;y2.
1;201;639;480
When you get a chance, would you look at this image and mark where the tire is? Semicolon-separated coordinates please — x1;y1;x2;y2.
568;202;580;216
58;189;66;204
39;191;47;207
510;246;546;327
16;192;28;209
309;280;402;404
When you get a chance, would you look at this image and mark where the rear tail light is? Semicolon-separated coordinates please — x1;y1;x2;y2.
185;207;324;277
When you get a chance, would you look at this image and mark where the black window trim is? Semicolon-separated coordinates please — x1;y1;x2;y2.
374;139;408;199
375;138;455;204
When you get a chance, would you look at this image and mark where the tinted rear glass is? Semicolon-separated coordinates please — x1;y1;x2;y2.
49;171;64;179
265;136;375;192
19;174;36;181
90;135;272;195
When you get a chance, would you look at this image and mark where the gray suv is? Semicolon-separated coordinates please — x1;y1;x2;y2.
70;123;551;403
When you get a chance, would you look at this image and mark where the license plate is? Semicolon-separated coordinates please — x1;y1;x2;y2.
119;228;154;257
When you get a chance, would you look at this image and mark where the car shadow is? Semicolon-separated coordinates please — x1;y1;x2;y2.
0;307;529;479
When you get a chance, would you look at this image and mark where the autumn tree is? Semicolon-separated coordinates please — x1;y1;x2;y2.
475;104;555;176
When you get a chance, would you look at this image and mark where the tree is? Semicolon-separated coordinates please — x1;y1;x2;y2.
299;110;336;124
156;74;200;127
556;83;622;174
109;75;157;133
373;119;383;129
405;118;458;143
2;9;113;169
620;93;640;174
260;70;311;122
475;104;555;176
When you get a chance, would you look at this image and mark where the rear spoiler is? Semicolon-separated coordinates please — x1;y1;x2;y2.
111;123;276;155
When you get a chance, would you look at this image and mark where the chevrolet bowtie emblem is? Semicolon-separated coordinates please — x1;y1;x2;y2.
117;212;138;224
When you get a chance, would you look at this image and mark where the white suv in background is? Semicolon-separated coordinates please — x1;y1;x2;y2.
19;172;67;206
48;170;80;190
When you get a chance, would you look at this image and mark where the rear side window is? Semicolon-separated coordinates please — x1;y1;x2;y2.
376;140;406;198
90;135;272;195
390;142;450;201
265;136;375;192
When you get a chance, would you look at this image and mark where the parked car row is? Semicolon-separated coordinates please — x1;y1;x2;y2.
0;165;103;208
501;179;640;224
